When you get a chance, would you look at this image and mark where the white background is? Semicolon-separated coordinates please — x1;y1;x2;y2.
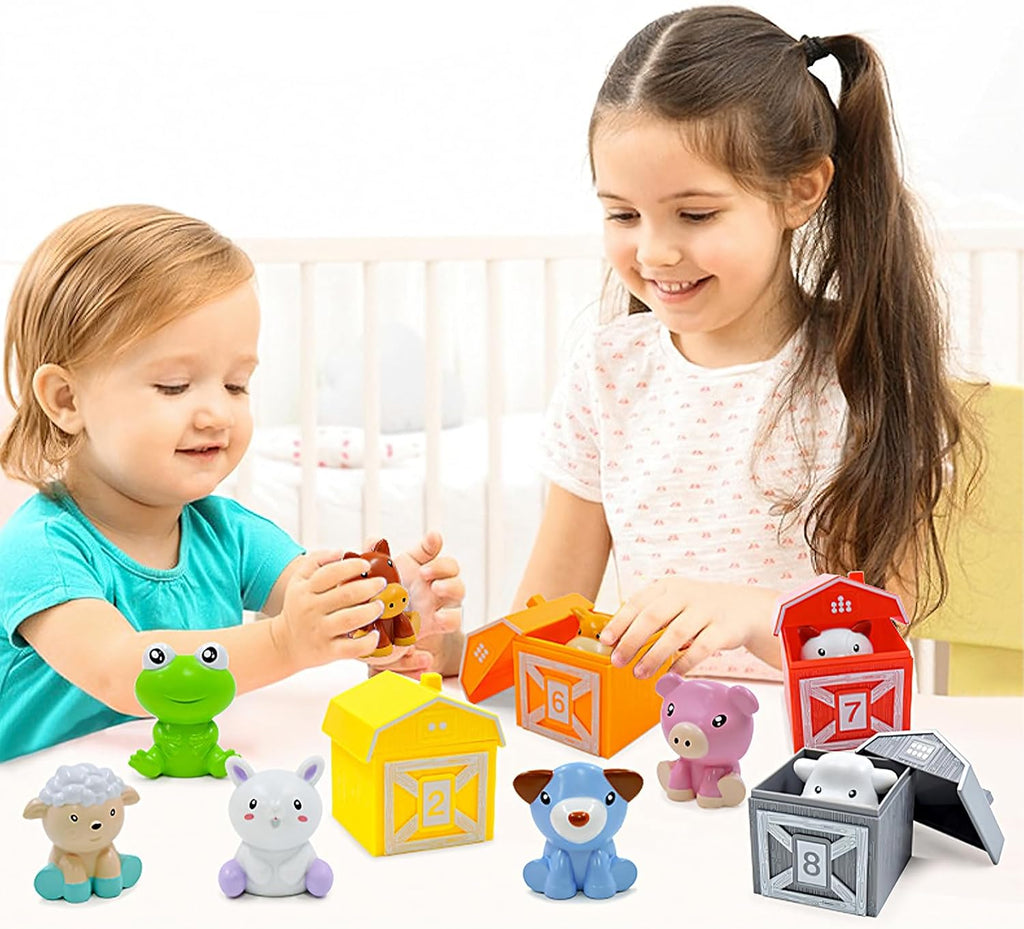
1;0;1022;259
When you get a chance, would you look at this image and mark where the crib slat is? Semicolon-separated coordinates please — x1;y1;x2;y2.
543;260;559;406
542;259;559;514
362;262;382;542
968;251;984;369
299;262;318;547
485;260;505;622
423;261;443;531
1018;250;1024;381
241;235;603;264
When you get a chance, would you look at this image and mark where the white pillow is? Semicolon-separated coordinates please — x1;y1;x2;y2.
318;323;464;433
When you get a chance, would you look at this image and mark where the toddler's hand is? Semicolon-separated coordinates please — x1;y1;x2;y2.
366;531;464;677
599;578;782;678
271;550;388;671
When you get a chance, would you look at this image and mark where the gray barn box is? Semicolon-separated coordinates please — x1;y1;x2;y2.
749;731;1003;917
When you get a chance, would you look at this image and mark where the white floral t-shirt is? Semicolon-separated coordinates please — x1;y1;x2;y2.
541;312;848;681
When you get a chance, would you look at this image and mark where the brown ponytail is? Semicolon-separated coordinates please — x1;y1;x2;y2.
795;33;977;615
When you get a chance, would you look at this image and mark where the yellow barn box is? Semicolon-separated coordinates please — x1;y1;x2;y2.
321;671;504;856
461;594;669;758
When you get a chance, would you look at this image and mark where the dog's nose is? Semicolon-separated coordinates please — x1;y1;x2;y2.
568;811;590;828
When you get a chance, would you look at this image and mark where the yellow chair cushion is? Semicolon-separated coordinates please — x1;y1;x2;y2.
910;383;1023;693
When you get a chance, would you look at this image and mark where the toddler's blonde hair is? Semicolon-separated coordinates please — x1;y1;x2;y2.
1;204;254;489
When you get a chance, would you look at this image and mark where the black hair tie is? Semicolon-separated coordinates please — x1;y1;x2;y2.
799;35;829;66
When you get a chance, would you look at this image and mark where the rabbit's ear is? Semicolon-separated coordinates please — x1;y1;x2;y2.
297;755;326;786
227;755;254;786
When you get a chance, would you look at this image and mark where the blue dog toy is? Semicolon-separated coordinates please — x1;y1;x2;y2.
513;762;643;899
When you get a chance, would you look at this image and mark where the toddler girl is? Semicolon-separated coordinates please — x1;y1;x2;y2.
516;6;974;681
0;204;464;760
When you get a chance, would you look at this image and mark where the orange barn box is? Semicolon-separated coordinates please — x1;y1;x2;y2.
774;572;912;752
460;594;668;758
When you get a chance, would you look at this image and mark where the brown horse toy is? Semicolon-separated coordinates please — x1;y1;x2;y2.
345;539;420;657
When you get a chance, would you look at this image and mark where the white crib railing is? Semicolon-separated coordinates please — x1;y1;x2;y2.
237;236;604;617
234;227;1024;619
2;226;1023;623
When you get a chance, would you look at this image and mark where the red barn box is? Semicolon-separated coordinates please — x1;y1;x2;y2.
774;572;912;752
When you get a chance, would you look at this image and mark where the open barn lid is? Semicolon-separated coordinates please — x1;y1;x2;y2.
772;571;909;637
858;730;1004;864
458;593;587;703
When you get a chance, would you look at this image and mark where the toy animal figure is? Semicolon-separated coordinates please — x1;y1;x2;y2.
219;755;334;898
514;762;643;899
565;606;614;655
345;539;419;658
794;751;898;809
799;622;873;660
128;642;237;778
23;763;142;903
655;674;759;808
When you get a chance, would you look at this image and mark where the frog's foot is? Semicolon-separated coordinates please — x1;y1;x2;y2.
207;748;236;779
128;747;164;779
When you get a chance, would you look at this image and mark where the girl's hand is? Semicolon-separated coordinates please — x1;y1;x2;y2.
366;531;465;677
599;578;783;678
270;550;387;671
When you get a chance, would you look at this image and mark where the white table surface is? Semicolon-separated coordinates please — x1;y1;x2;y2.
3;660;1022;927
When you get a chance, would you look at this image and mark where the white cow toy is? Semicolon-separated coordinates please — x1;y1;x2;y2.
218;755;333;898
794;751;898;809
799;622;873;660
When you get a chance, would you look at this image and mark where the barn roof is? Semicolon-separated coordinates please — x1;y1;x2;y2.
773;572;909;635
322;670;504;762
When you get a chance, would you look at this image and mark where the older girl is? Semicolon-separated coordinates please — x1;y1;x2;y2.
517;6;975;680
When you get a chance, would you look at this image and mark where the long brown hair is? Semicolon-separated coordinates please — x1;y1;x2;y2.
588;6;978;619
1;204;253;489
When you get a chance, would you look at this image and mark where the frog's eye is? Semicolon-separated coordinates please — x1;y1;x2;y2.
143;643;176;670
195;643;229;670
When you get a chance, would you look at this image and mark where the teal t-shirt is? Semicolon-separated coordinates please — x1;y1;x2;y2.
0;491;302;761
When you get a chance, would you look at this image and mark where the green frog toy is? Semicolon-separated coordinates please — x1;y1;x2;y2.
129;642;237;779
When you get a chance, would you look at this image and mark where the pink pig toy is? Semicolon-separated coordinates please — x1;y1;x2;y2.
654;675;759;808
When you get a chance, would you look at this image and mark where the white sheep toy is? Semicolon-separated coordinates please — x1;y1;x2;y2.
794;751;899;809
23;763;141;903
219;755;334;898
